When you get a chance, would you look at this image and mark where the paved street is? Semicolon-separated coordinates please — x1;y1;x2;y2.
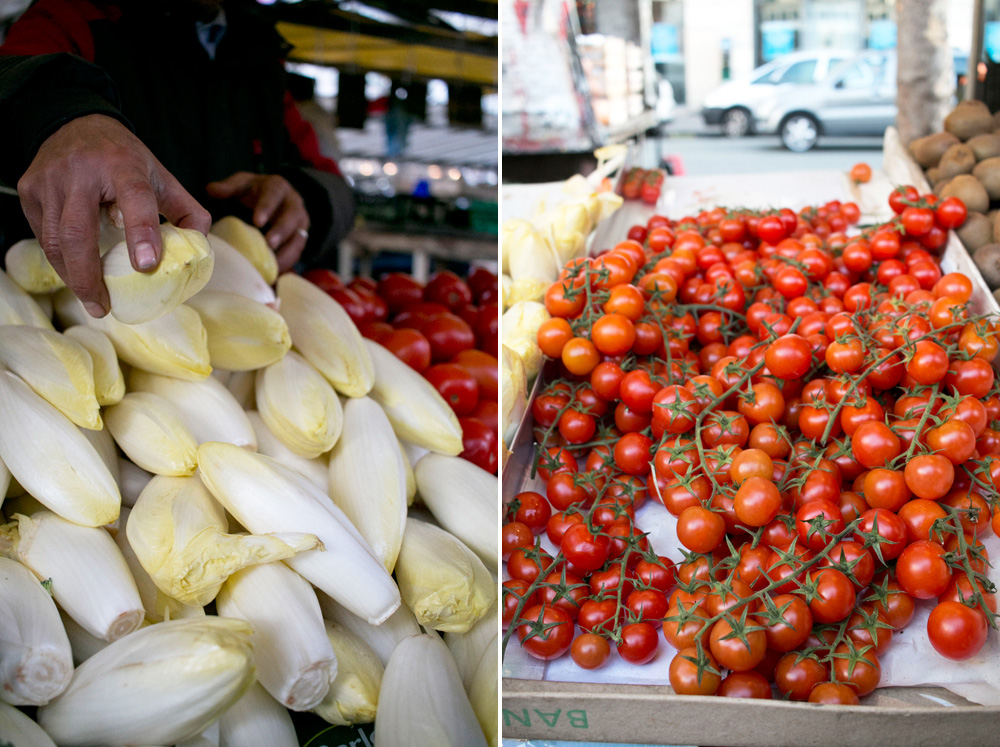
638;107;884;176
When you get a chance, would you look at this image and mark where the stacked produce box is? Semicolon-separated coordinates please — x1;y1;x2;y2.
0;216;498;746
501;167;1000;742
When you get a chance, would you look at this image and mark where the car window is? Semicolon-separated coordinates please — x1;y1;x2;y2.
752;65;784;84
837;59;876;89
776;60;818;84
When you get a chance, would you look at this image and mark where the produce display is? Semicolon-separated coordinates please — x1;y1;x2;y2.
0;216;498;746
502;187;999;705
905;100;1000;299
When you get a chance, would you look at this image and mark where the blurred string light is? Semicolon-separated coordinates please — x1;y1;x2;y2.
448;168;462;181
427;165;443;179
383;162;399;176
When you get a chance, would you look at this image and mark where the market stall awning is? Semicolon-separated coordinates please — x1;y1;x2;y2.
278;21;497;86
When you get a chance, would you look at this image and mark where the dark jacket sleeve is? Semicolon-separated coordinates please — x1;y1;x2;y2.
277;94;355;264
0;54;130;186
279;165;356;267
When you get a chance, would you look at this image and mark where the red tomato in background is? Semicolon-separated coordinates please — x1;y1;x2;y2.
358;321;393;341
348;282;388;321
460;417;498;472
452;349;499;399
393;302;452;329
412;313;476;361
467;266;499;304
328;287;369;325
381;328;432;371
377;273;424;313
424;364;479;416
476;304;499;356
303;268;345;293
424;270;473;311
470;399;499;433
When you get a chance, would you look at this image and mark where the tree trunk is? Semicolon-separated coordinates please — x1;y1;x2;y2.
896;0;954;144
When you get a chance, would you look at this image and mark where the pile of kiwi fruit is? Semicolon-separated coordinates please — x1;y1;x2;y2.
909;99;1000;300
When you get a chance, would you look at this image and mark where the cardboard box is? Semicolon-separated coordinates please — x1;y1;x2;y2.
500;153;1000;745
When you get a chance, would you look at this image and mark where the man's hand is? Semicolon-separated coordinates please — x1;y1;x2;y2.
17;114;211;318
206;172;310;272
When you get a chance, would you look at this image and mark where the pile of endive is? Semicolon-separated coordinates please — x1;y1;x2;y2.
0;217;497;747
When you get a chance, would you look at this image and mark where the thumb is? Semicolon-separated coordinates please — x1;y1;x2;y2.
205;171;257;199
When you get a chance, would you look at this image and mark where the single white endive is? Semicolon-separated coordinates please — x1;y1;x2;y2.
246;410;328;490
219;680;298;747
0;512;143;642
55;290;212;380
197;442;401;625
468;632;499;747
327;397;406;571
217;561;336;710
128;475;320;608
5;237;65;293
0;699;58;747
204;234;277;306
444;603;498;690
0;325;101;429
129;369;256;449
414;453;498;569
186;291;291;371
37;617;256;747
211;215;279;284
277;273;374;397
395;518;493;634
115;506;206;622
104;392;199;476
0;371;120;526
118;458;153;508
0;556;73;705
256;351;343;458
318;593;421;668
374;634;488;747
59;610;109;665
364;339;463;455
63;326;125;406
0;267;55;329
313;620;382;725
103;223;214;324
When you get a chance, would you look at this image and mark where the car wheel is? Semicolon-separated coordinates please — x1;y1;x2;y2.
722;108;751;138
780;114;819;152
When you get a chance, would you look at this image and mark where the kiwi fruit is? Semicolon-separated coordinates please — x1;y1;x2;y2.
945;100;995;140
909;132;960;168
994;287;1000;305
926;166;945;185
973;156;1000;200
974;243;1000;288
967;132;1000;160
933;176;955;197
993;110;1000;130
957;210;993;251
938;143;977;178
941;174;990;213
